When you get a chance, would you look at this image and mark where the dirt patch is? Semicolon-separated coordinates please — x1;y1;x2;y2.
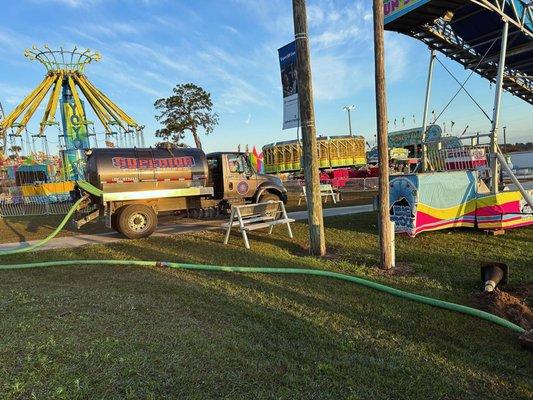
371;262;416;277
504;283;532;306
469;285;533;331
296;245;341;259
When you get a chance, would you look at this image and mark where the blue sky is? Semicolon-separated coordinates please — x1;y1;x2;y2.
0;0;531;154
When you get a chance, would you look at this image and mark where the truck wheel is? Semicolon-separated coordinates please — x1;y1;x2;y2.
117;204;158;239
258;192;280;203
111;206;125;232
258;192;281;219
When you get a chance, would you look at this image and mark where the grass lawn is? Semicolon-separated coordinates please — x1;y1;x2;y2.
0;213;531;399
0;214;111;244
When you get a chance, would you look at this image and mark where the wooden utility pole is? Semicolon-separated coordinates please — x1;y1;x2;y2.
292;0;326;256
373;0;394;269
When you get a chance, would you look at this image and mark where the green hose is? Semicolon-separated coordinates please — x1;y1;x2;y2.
0;181;99;255
0;181;525;335
76;180;104;197
0;197;84;255
0;259;526;334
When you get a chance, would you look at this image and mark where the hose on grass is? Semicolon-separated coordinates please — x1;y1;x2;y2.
0;197;85;255
0;259;526;334
0;181;526;335
0;180;99;255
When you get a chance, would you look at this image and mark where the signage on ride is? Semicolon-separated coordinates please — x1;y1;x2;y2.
278;41;300;130
111;156;196;170
389;175;418;235
388;125;442;148
61;101;90;150
384;0;431;25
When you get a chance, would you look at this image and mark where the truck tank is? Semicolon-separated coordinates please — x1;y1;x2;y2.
85;147;209;192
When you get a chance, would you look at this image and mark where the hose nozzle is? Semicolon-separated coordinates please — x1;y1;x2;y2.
484;280;497;292
480;262;508;293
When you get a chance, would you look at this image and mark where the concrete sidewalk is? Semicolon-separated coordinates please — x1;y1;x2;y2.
0;204;374;253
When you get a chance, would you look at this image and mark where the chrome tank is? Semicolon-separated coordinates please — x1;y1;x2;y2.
85;147;209;192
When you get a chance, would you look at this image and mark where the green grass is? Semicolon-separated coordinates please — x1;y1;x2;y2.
0;213;531;399
0;214;111;244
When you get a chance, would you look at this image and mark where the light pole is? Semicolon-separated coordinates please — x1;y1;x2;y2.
343;105;355;137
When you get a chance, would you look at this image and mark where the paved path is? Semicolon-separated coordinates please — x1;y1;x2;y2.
0;204;374;253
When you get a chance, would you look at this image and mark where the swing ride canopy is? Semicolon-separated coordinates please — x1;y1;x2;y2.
0;46;140;139
384;0;533;105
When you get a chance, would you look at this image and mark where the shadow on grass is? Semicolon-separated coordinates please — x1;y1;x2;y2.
1;217;28;243
0;239;529;399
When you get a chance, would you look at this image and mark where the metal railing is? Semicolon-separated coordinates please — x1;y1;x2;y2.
426;145;490;173
0;189;73;217
283;177;379;194
337;177;379;191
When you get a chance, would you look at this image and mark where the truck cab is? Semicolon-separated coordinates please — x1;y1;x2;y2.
206;152;287;205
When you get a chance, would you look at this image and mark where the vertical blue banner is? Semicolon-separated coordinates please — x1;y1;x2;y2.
278;41;299;130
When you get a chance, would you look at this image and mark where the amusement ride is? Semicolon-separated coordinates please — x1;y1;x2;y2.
0;46;144;180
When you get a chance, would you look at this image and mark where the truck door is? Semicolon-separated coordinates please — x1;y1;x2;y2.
207;154;224;199
224;153;257;199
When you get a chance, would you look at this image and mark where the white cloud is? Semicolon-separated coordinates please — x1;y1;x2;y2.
384;32;409;82
313;26;361;48
0;82;33;106
223;25;240;35
312;54;371;101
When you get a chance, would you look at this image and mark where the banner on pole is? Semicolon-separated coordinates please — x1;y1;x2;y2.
278;41;299;130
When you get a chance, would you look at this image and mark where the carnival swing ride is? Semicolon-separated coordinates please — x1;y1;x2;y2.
0;46;143;185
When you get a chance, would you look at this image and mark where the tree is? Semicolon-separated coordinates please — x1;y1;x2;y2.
154;83;219;150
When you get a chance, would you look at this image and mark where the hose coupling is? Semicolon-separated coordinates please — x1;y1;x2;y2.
155;261;170;268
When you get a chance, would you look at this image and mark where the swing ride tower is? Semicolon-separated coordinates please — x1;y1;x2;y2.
0;46;143;179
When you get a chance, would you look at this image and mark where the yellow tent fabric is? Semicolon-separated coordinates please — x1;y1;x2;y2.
20;181;75;196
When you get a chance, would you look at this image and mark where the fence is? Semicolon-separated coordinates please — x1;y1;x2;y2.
0;187;74;217
283;177;379;195
426;145;490;173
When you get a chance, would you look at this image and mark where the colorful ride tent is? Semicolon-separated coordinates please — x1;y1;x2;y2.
384;1;533;185
390;171;533;236
384;0;533;234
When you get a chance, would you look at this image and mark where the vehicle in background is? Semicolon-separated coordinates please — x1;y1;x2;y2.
74;146;287;238
262;135;367;174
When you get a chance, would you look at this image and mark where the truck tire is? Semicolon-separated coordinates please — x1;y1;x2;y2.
117;204;158;239
111;206;125;232
259;192;281;203
258;192;281;219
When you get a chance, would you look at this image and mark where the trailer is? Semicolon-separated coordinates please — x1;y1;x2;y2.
262;135;366;174
74;146;288;238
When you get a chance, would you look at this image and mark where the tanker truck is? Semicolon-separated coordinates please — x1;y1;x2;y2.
73;146;288;239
